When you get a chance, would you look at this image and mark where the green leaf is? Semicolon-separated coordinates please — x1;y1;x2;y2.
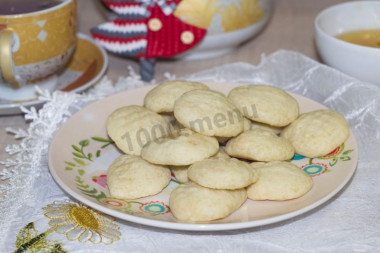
80;188;98;194
91;136;111;143
340;156;351;161
72;145;82;153
96;150;101;157
15;222;38;248
96;191;107;200
65;167;73;171
74;158;85;166
47;242;68;253
73;152;85;158
75;176;84;183
88;153;93;160
124;201;132;209
15;224;57;253
79;139;90;147
329;157;338;166
78;184;89;189
50;243;68;253
343;149;354;155
78;169;85;176
64;161;76;167
170;178;183;184
101;143;112;149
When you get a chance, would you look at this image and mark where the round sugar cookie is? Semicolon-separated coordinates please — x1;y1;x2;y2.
212;148;230;159
243;117;253;131
188;158;258;190
107;105;172;155
141;129;219;165
169;183;247;221
217;118;252;143
144;80;209;113
107;155;171;199
174;90;244;137
170;149;230;183
159;112;176;125
247;162;313;201
172;120;186;130
171;166;189;183
281;110;350;158
225;129;294;161
251;121;283;135
216;136;230;144
228;85;299;127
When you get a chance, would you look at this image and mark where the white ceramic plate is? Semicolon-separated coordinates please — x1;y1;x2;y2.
48;83;358;231
0;33;107;115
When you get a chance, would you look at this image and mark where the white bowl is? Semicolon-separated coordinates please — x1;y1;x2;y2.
315;1;380;86
177;0;274;60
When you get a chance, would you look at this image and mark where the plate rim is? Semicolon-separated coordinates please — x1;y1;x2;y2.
48;84;359;231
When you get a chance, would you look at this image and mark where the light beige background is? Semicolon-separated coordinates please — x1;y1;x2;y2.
0;0;346;166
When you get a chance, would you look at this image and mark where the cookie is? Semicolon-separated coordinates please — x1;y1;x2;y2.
174;90;244;137
188;157;258;190
170;149;230;183
251;121;283;135
107;105;172;155
107;155;171;199
228;85;299;127
171;166;189;183
212;148;230;159
225;129;294;161
247;162;313;200
169;183;247;221
243;117;253;131
172;120;186;130
144;80;209;113
281;110;350;157
159;112;176;125
217;118;252;144
141;129;219;165
216;136;230;144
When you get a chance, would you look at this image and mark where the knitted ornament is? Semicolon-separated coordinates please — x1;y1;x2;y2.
91;0;207;81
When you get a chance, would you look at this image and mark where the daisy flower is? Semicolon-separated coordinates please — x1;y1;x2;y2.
43;200;120;244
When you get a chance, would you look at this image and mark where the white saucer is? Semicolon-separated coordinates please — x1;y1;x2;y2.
0;33;107;115
0;75;58;101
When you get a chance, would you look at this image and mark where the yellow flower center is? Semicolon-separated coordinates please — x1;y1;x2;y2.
69;206;99;230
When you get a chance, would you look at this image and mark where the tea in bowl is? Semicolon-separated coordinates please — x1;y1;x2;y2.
0;0;77;99
315;1;380;86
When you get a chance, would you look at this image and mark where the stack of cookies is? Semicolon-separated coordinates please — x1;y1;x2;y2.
106;81;350;222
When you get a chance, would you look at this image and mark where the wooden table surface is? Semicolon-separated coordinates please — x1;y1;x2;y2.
0;0;346;162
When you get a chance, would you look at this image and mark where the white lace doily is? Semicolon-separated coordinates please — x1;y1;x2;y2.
1;51;379;253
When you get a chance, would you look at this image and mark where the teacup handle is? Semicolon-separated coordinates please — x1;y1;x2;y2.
0;30;19;89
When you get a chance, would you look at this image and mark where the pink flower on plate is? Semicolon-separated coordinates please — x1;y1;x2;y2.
92;174;107;188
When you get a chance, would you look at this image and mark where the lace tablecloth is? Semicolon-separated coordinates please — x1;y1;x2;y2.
1;50;379;253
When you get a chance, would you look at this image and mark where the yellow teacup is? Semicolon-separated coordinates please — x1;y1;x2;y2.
0;0;77;89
